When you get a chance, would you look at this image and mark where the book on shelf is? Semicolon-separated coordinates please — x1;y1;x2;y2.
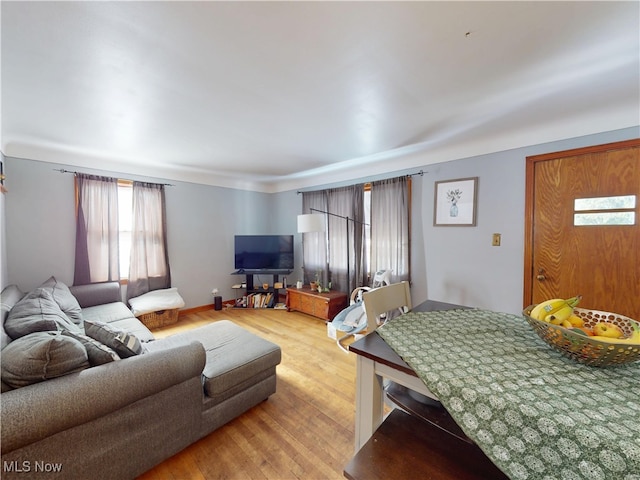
244;292;274;308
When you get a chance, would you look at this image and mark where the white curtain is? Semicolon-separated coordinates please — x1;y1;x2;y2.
370;176;410;284
126;181;171;301
73;174;120;285
301;191;327;285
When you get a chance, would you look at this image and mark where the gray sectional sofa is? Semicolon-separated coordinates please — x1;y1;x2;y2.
1;278;281;479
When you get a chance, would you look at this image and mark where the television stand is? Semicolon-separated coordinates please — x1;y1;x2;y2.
231;270;292;308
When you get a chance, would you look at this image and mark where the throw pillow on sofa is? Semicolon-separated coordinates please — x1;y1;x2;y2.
4;288;81;340
62;330;121;366
1;284;25;349
40;276;83;326
84;320;143;358
1;331;90;388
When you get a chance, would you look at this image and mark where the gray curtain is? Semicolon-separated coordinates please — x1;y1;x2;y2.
126;181;171;302
73;174;120;285
326;185;365;293
302;185;367;293
370;176;410;284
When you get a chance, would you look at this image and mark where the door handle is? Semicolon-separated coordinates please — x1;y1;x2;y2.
536;268;546;281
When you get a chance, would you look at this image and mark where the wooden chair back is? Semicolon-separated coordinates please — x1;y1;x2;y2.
362;281;412;333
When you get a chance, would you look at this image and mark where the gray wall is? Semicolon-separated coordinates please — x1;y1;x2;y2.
407;128;638;312
277;126;638;314
2;159;288;308
411;148;526;312
2;126;637;313
0;152;7;289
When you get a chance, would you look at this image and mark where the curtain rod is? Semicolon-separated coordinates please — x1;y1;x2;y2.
297;169;425;195
54;169;175;187
309;208;369;226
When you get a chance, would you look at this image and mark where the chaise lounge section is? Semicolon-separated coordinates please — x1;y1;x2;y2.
1;279;281;479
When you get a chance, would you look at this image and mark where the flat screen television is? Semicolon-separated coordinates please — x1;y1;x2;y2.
234;235;294;271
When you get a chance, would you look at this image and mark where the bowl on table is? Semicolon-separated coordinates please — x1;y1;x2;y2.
522;306;640;367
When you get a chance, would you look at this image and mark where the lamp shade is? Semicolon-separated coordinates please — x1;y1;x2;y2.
297;213;325;233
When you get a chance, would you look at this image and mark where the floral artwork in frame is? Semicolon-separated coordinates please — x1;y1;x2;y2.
0;159;5;194
433;177;478;226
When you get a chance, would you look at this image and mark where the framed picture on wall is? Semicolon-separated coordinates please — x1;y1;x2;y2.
0;158;6;193
433;177;478;226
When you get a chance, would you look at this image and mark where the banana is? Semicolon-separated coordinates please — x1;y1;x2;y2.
547;305;574;325
530;295;582;322
567;315;584;327
530;299;562;320
591;323;640;345
591;335;640;345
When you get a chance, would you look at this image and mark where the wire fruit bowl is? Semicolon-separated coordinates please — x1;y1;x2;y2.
522;306;640;367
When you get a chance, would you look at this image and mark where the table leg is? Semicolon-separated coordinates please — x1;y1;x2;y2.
354;355;385;452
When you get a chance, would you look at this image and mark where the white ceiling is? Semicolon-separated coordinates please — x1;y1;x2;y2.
2;1;639;193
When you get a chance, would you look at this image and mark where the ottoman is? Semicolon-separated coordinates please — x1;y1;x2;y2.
144;320;282;436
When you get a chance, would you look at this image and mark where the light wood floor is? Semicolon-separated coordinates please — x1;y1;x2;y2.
137;307;358;480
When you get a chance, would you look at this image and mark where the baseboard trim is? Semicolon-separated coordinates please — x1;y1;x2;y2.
178;300;235;316
178;304;214;316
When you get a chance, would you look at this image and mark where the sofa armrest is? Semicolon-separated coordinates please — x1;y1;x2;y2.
1;341;206;454
70;281;122;308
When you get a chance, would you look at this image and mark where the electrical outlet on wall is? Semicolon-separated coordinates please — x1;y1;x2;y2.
492;233;501;246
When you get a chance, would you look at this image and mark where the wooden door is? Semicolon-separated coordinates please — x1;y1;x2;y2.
524;139;640;320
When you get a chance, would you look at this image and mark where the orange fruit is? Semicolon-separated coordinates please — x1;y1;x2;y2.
572;326;594;336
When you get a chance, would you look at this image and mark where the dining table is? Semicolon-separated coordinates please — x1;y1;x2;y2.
347;299;640;480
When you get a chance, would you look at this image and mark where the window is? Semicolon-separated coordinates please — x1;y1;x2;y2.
118;180;133;278
573;195;636;226
74;174;170;295
363;186;371;278
301;177;410;292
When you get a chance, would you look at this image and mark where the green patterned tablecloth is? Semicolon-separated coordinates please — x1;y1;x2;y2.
377;309;640;480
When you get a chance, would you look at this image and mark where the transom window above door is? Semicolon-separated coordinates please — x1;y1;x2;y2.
573;195;636;226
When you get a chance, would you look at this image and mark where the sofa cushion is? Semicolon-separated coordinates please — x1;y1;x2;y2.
144;320;281;402
198;321;280;400
62;330;121;366
40;276;83;325
1;285;25;349
81;302;136;325
1;331;90;388
69;281;122;308
84;320;143;358
81;302;155;342
4;288;81;340
1;284;25;323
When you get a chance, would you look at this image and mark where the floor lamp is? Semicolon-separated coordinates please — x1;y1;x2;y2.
297;208;365;294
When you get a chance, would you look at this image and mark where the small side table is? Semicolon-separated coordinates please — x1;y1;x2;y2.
285;286;348;321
